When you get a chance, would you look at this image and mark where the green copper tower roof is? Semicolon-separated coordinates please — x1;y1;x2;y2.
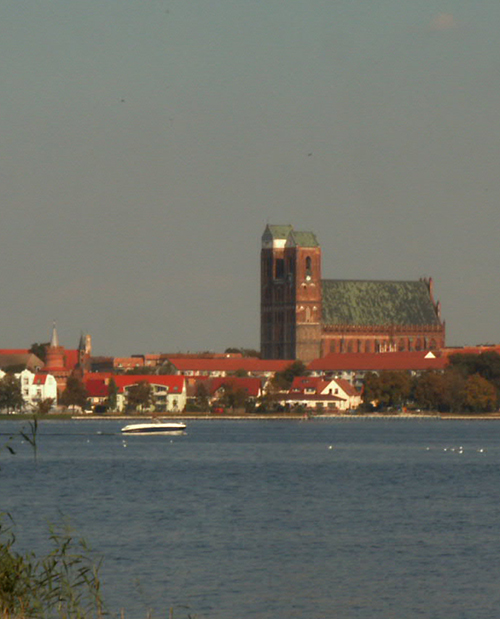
287;231;319;247
321;280;441;327
262;225;294;240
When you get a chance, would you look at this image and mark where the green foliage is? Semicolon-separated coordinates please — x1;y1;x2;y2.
362;371;411;410
195;382;209;410
224;348;261;358
60;376;88;409
125;381;155;412
0;517;105;618
106;378;118;411
461;374;497;412
29;343;49;364
272;361;308;391
0;374;23;413
413;371;447;411
33;398;55;416
217;383;248;411
232;369;248;377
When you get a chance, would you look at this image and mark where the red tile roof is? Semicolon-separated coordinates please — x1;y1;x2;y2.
308;351;447;372
85;374;186;396
169;358;291;373
0;349;30;355
208;377;262;397
86;379;109;398
111;375;185;393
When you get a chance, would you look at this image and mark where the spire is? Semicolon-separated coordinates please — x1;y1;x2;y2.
50;321;59;348
78;331;86;351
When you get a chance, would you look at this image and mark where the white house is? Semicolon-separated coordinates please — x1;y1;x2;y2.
15;369;58;409
280;376;362;412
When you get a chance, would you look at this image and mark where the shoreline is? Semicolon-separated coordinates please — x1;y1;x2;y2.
3;412;500;421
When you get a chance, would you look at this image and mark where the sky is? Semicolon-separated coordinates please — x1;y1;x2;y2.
1;0;500;356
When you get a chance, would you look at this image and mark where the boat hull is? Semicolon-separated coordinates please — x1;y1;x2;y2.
121;422;186;434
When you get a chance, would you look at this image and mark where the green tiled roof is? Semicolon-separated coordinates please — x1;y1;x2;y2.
321;280;441;327
263;225;293;240
289;231;319;247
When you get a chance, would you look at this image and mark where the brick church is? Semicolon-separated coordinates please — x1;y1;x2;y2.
260;225;445;362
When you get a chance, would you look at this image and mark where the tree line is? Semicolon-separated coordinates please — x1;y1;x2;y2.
362;352;500;413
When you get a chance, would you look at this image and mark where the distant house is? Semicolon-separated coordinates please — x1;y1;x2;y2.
277;376;361;412
85;374;186;413
206;377;262;406
15;369;58;409
0;350;44;373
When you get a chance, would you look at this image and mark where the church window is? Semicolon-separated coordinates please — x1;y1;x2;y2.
305;256;312;279
275;259;285;279
330;341;336;353
266;256;273;279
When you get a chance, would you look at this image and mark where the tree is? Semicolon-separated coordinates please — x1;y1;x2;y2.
461;374;497;413
224;348;261;358
125;381;155;413
60;376;88;408
361;371;411;410
362;372;382;409
0;374;23;413
33;398;55;416
272;360;308;391
29;343;49;364
414;371;448;411
195;382;209;410
218;383;248;411
106;378;118;411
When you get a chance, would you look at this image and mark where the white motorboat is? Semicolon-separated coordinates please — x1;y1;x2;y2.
121;420;186;434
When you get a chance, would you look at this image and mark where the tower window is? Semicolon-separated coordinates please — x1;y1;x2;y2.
305;256;312;275
275;259;285;279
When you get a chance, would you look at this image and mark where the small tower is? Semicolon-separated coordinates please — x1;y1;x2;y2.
43;322;70;395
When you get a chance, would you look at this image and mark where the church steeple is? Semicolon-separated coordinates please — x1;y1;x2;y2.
50;321;59;348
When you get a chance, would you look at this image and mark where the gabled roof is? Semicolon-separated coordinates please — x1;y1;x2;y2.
321;279;441;327
308;351;447;372
287;231;319;248
290;376;326;394
262;224;294;241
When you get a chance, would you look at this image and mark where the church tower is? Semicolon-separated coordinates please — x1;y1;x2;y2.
261;225;293;359
260;225;322;362
285;231;322;362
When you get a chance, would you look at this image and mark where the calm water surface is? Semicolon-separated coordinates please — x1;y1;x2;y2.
2;418;500;619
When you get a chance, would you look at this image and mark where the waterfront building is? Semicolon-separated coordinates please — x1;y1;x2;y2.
15;369;58;409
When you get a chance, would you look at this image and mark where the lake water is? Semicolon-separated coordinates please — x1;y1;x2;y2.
2;418;500;619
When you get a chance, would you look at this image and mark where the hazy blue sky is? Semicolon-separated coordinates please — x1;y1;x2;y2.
1;0;500;355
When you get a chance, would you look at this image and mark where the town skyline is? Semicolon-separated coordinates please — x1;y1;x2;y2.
1;1;500;356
